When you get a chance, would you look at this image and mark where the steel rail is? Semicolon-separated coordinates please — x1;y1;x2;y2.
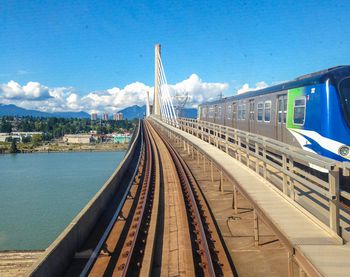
117;121;155;276
150;125;216;276
138;121;162;276
150;120;235;276
79;123;144;277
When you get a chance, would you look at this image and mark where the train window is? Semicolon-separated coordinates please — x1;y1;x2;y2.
209;107;214;119
264;101;271;122
238;105;242;120
237;104;246;120
278;98;283;123
249;101;255;120
283;96;287;123
227;105;232;120
293;97;306;125
242;104;246;120
339;78;350;127
278;95;287;124
232;103;237;120
257;102;263;121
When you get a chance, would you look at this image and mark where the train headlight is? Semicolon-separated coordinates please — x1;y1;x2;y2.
339;146;350;157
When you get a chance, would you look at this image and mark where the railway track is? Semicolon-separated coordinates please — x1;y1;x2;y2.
76;120;234;276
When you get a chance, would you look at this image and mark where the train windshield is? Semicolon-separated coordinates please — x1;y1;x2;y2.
339;78;350;124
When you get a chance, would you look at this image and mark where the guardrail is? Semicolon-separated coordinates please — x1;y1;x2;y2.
161;116;348;238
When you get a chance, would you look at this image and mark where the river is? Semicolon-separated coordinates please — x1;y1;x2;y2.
0;151;125;250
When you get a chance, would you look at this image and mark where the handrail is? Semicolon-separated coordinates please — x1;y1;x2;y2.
160;116;345;238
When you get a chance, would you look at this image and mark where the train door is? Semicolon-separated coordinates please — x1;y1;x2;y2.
248;99;255;133
214;105;218;123
232;103;237;128
277;94;287;142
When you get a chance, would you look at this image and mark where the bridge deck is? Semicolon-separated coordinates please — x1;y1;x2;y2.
154;118;350;276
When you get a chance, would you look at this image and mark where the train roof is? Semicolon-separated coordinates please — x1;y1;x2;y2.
201;65;350;106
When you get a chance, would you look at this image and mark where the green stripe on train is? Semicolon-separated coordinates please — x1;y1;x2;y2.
286;87;305;129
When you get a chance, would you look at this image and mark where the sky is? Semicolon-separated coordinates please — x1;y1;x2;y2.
0;0;350;114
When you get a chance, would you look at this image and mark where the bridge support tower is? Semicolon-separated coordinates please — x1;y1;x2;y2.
153;44;161;115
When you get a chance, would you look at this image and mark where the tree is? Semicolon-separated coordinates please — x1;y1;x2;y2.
0;120;12;133
32;134;43;146
22;136;31;143
10;140;18;153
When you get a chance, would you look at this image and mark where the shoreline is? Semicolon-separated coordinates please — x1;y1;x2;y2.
0;142;129;154
0;149;127;154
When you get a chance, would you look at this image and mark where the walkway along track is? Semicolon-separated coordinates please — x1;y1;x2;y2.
69;120;234;276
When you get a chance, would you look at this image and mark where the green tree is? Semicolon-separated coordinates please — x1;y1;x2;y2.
32;134;43;146
22;136;32;143
10;140;18;153
0;120;12;133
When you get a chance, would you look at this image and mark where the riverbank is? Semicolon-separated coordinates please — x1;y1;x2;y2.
0;251;44;277
0;142;129;154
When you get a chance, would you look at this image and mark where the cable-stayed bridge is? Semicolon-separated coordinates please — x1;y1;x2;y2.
19;45;350;277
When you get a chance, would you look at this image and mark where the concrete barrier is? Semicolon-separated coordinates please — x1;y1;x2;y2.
27;121;142;277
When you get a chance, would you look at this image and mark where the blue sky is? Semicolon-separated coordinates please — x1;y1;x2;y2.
0;0;350;113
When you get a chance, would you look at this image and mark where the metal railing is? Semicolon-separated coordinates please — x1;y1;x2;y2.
162;116;348;238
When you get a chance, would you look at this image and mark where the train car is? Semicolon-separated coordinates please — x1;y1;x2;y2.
199;66;350;162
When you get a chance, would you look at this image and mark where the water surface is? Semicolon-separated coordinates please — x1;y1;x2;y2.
0;151;125;250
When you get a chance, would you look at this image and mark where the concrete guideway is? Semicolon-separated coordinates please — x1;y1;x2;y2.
152;117;350;277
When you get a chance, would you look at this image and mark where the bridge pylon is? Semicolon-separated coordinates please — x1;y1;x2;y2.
153;44;161;116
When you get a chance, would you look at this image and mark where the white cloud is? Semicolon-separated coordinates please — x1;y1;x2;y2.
0;80;51;100
0;75;229;114
236;81;268;94
168;74;228;107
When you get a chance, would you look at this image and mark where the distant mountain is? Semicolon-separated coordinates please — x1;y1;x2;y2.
0;103;197;120
52;111;90;118
118;105;146;119
0;104;90;118
117;105;198;120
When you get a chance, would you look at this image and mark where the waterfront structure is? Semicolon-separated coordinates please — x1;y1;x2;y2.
0;133;10;142
0;132;44;142
112;133;131;143
91;113;98;120
63;134;93;144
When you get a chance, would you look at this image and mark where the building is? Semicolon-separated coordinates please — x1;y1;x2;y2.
63;134;93;144
91;113;97;120
0;133;11;142
113;112;124;121
112;133;132;143
10;132;43;142
102;113;109;121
